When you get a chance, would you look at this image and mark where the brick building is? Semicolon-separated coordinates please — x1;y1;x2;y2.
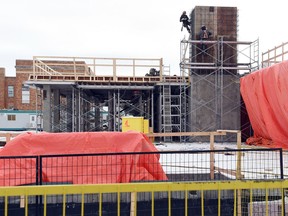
0;60;37;110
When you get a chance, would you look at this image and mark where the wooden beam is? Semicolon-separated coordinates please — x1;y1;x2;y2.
214;167;237;177
217;129;240;133
0;133;21;144
145;131;226;137
0;133;21;137
210;133;215;180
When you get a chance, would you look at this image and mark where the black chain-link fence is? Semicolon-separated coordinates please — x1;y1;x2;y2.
0;148;283;186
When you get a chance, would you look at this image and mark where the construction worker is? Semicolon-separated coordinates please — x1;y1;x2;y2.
180;11;191;33
199;25;212;55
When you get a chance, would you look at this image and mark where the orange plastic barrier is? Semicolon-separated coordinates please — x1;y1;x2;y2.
0;131;167;186
240;60;288;149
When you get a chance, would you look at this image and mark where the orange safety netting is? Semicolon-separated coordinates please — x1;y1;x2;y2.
0;131;168;186
240;60;288;149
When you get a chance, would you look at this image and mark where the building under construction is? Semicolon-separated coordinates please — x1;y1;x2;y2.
25;6;259;142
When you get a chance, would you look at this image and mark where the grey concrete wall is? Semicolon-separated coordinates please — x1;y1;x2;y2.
43;85;52;132
187;6;240;142
189;74;240;141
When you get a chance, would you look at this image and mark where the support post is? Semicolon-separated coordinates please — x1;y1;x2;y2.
210;133;215;180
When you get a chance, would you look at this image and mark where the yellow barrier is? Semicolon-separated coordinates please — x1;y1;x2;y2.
1;180;287;216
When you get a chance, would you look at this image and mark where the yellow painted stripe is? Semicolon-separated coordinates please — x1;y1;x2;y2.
218;189;221;216
99;192;102;216
249;188;253;216
1;180;288;216
63;193;66;216
185;190;188;216
117;192;120;216
1;180;288;196
81;192;84;216
265;188;268;216
201;190;204;216
151;191;155;216
25;195;28;216
44;194;47;216
4;196;8;216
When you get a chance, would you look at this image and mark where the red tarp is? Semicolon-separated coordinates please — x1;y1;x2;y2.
0;131;168;186
240;60;288;149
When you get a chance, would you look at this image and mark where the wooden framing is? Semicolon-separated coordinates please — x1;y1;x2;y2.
262;41;288;67
0;133;22;144
29;56;190;84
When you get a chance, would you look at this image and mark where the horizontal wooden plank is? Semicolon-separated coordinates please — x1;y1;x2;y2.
145;131;226;137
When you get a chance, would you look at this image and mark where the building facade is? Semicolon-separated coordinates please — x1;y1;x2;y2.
0;60;37;111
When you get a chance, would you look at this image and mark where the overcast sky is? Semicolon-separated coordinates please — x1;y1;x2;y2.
0;0;286;76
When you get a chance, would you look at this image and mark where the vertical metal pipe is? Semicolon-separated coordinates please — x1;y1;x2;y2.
72;88;75;132
78;89;81;131
280;148;286;216
117;89;120;131
280;148;284;179
151;90;154;131
113;91;116;131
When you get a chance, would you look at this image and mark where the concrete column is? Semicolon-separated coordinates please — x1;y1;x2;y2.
187;85;193;133
108;90;114;131
75;89;81;132
138;93;143;116
53;89;60;132
43;85;52;132
158;87;162;133
115;90;120;131
66;93;73;132
146;90;151;124
93;97;101;131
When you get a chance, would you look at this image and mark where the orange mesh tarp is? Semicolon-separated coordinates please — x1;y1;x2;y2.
240;60;288;149
0;131;168;186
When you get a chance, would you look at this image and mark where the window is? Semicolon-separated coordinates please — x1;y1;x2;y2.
7;115;16;121
22;84;30;104
8;86;14;97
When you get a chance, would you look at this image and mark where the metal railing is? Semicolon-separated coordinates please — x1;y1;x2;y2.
1;180;288;216
0;148;284;187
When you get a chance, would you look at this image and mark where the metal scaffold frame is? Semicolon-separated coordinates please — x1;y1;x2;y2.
180;37;259;141
41;87;155;133
30;36;259;139
28;56;191;135
157;74;190;142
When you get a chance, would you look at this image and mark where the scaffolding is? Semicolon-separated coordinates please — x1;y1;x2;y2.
26;5;260;141
27;56;189;136
27;36;258;142
180;38;259;141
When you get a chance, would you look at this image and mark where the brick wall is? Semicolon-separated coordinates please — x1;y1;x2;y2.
5;77;16;109
15;59;33;72
2;59;86;111
14;73;37;110
190;6;238;71
15;60;37;110
0;60;37;110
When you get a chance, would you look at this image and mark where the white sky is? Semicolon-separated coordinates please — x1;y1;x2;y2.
0;0;286;76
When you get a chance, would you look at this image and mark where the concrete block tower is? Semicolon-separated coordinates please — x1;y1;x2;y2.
185;6;241;141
